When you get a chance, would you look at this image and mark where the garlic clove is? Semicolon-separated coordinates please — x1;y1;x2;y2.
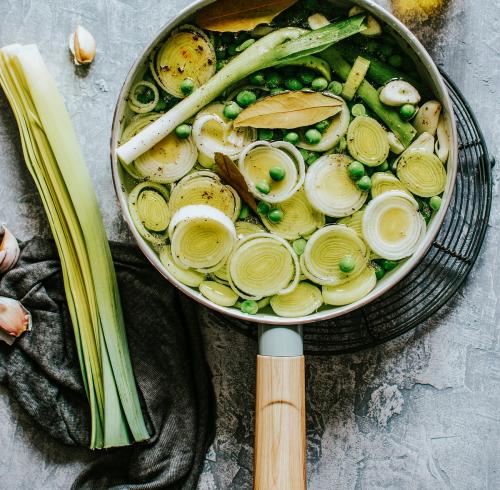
69;25;96;65
0;225;20;274
379;80;421;107
0;297;31;344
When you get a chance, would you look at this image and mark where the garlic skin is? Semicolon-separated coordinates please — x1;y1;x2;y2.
0;225;20;274
0;297;31;344
69;25;96;65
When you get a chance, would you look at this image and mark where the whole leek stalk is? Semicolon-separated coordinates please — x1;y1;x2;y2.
117;16;366;165
0;44;149;449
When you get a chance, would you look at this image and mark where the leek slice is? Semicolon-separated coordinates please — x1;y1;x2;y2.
301;225;369;286
397;149;447;197
347;115;389;166
193;102;256;167
297;96;349;152
270;282;323;317
169;204;236;273
362;190;426;260
261;188;325;240
371;172;410;198
239;141;305;203
235;220;264;238
199;280;238;307
128;182;170;245
127;80;159;114
322;266;376;306
159;244;205;287
169;171;241;221
304;154;367;217
228;233;299;299
337;209;364;237
121;113;197;183
151;25;216;98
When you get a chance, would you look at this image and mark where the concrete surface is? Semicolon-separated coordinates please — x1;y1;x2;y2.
0;0;499;488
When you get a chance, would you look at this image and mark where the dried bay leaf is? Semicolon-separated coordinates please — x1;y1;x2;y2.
233;90;344;129
214;152;258;213
196;0;297;32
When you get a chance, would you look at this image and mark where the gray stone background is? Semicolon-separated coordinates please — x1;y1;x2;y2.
0;0;499;488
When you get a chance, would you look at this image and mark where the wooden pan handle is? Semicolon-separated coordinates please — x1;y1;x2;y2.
254;355;306;490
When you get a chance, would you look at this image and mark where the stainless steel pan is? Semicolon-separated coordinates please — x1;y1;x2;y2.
111;2;457;486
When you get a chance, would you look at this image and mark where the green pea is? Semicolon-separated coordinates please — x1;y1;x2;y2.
306;152;320;165
351;103;367;117
376;161;389;172
154;98;167;112
388;54;403;68
284;131;300;145
269;166;286;181
223;101;242;120
175;124;192;139
258;128;274;141
236;38;256;52
241;300;259;315
266;71;282;88
299;148;310;161
328;80;343;95
348;161;365;181
305;128;322;144
315;120;330;133
372;262;385;280
299;70;315;85
311;77;328;91
400;104;417;121
180;78;195;96
238;205;250;219
257;201;271;214
292;238;307;256
429;195;442;211
285;78;304;91
249;71;265;86
381;260;398;272
357;175;372;191
270;87;286;95
268;208;284;223
339;255;356;273
380;44;393;58
236;90;257;107
256;180;271;194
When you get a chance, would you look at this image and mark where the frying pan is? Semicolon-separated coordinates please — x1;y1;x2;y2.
111;1;458;487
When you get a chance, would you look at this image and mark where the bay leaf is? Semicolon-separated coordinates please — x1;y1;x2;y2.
214;152;258;214
195;0;297;32
233;91;344;129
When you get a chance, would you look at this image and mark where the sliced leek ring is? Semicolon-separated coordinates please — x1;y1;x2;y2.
127;80;160;114
159;244;205;287
322;266;377;306
337;208;364;237
270;282;323;317
362;190;426;260
228;233;300;300
212;263;229;284
151;25;216;98
235;220;264;238
397;149;447;197
239;141;305;203
169;171;241;221
261;188;325;240
199;280;238;307
347;116;389;166
297;97;349;152
304;154;367;217
193;102;256;167
128;182;170;245
169;204;236;273
371;172;410;198
301;225;369;286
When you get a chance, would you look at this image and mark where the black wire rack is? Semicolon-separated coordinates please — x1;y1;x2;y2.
215;72;494;355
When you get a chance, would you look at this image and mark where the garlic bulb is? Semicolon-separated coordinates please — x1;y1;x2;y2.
69;25;96;65
0;297;31;344
0;225;20;274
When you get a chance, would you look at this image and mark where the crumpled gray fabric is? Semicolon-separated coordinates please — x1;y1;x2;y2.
0;238;215;489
